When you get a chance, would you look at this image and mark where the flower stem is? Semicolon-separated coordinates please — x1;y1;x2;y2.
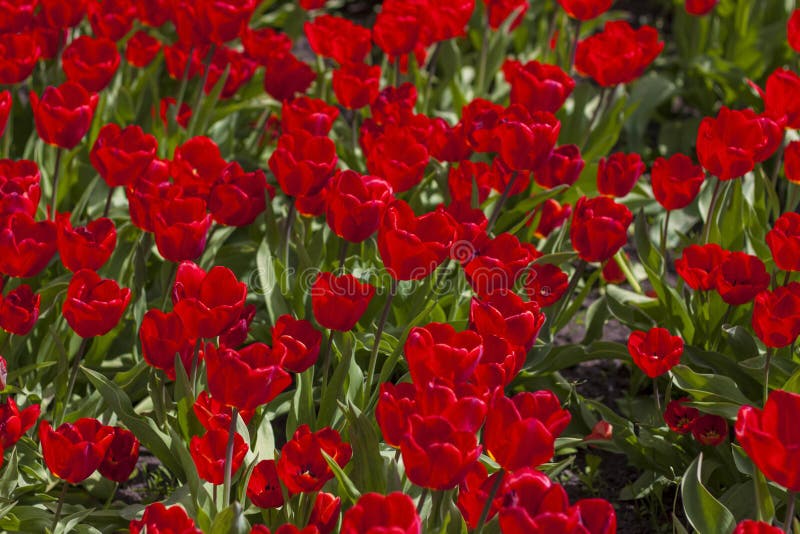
660;210;671;267
102;186;114;218
476;10;490;95
283;200;296;269
222;407;239;507
549;259;587;335
364;279;397;405
701;179;722;244
486;172;519;234
785;491;796;533
653;377;662;413
764;347;774;407
475;469;504;533
337;239;349;273
614;250;643;294
50;148;63;219
416;487;429;515
568;19;582;75
57;337;89;426
51;480;69;532
580;88;610;151
320;330;335;398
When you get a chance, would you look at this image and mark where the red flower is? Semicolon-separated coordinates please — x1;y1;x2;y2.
87;0;135;41
691;414;728;446
405;323;483;386
429;119;472;163
163;43;204;80
524;263;569;307
790;10;800;53
0;0;36;33
332;63;381;110
190;428;247;484
0;397;40;450
341;492;421;534
447;161;493;204
464;233;537;297
585;420;613;441
0;159;41;221
685;0;718;15
325;171;393;243
39;0;88;29
651;154;705;210
203;47;256;99
570;196;633;263
139;309;195;380
305;15;372;65
365;126;429;192
601;256;625;284
663;397;700;434
0;91;10;138
208;162;269;227
196;0;256;44
483;0;528;30
376;382;417;448
90;124;158;188
241;26;292;64
277;424;352;494
31;81;98;149
484;390;571;470
130;503;201;534
61;36;120;92
627;327;684;378
125;31;162;67
63;269;131;338
269;131;338;198
696;107;782;180
56;213;116;272
0;32;39;85
733;520;784;534
205;343;291;411
272;315;321;373
575;21;663;87
557;0;612;20
171;136;228;198
152;190;212;262
502;60;575;114
0;284;40;335
39;418;114;483
736;390;800;491
193;391;255;431
172;261;247;339
247;459;285;508
533;199;572;238
401;413;481;489
752;283;800;348
597;152;646;198
536;147;585;191
263;52;316;102
311;272;376;332
372;2;423;59
767;212;800;272
0;213;56;278
762;68;800;129
378;201;457;281
159;98;192;129
99;427;140;483
281;97;339;137
496;108;560;172
470;291;545;348
714;252;770;305
309;492;341;534
495;469;572;532
675;243;729;291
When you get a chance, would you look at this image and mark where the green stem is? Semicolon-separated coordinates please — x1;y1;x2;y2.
580;88;610;151
653;377;661;413
764;347;774;406
474;470;504;533
486;172;519;234
476;11;490;95
50;480;69;532
660;210;671;268
50;148;63;219
614;250;643;294
568;19;582;75
701;179;723;244
337;239;349;273
416;487;429;515
320;330;335;398
2;87;13;159
58;337;89;426
102;186;114;219
550;260;587;335
364;279;397;405
283;201;296;269
222;407;239;507
166;45;195;153
186;44;217;137
103;481;118;509
786;491;796;534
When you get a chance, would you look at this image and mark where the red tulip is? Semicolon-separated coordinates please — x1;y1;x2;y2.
311;272;376;332
0;398;39;450
263;52;316;102
247;459;285;508
125;31;162;67
0;213;56;278
736;390;800;491
281;97;339;137
172;261;247;339
171;136;228;198
87;0;135;41
447;162;493;204
691;414;728;446
277;424;352;494
405;323;483;386
763;68;800;129
90;124;157;188
39;418;114;483
308;492;341;534
39;0;88;29
63;269;131;338
241;26;292;64
305;15;372;65
378;201;457;281
790;10;800;53
31;81;98;149
570;196;633;263
524;263;569;307
208;162;269;227
0;0;36;33
332;62;381;110
130;503;201;534
0;32;39;85
533;199;572;238
663;397;700;434
429;119;473;163
470;291;545;349
675;243;729;291
272;315;321;373
651;154;705;210
99;427;140;482
685;0;718;15
484;391;570;471
365;126;429;192
0;284;40;335
714;252;770;305
190;428;247;484
597;152;646;198
269;131;337;198
152;190;212;263
139;309;195;380
502;60;575;114
325;171;392;243
535;144;585;189
62;36;120;92
340;492;421;534
627;327;684;378
205;343;291;411
557;0;612;20
464;233;537;297
482;0;528;30
56;213;116;272
497;107;560;172
767;212;800;272
733;520;784;534
752;283;800;348
203;47;256;99
575;21;663;87
159;97;193;129
193;391;255;431
0;91;10;138
0;159;41;221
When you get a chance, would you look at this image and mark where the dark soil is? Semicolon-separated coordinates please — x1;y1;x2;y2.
116;452;180;505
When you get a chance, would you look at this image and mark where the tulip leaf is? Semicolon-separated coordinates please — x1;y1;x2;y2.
210;503;250;534
670;364;752;417
82;367;183;477
0;450;18;497
342;401;387;495
321;450;361;504
681;453;737;534
256;239;290;323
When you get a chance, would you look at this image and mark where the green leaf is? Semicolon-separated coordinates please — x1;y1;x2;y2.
343;401;387;495
256;239;290;323
671;365;751;418
320;450;361;504
681;454;737;534
210;503;249;534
